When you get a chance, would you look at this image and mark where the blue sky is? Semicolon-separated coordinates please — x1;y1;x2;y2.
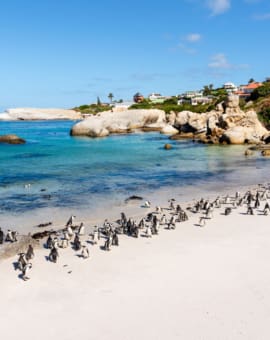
0;0;269;109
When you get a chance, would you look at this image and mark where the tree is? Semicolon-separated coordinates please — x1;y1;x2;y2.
108;93;114;103
97;96;101;105
203;84;214;96
248;78;255;84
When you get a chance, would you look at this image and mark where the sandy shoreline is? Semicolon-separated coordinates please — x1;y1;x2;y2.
1;182;270;340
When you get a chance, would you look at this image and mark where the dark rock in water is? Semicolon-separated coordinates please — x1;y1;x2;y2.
40;188;47;192
125;195;143;203
164;143;172;150
0;134;26;144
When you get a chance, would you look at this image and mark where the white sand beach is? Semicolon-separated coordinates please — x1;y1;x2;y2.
1;185;270;340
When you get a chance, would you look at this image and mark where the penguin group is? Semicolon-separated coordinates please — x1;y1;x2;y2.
186;184;270;227
3;183;270;282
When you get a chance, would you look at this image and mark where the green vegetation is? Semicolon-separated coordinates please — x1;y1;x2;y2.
250;82;270;101
129;96;218;114
73;103;111;115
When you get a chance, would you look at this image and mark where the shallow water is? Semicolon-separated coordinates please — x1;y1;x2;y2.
0;120;269;217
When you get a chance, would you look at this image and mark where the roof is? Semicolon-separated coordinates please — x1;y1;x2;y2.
243;82;262;89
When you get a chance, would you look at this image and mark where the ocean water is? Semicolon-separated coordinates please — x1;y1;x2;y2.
0;120;269;216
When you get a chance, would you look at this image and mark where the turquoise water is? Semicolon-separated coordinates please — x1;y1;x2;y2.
0;120;269;215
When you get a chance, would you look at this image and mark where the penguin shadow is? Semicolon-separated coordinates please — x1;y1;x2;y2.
17;273;30;281
12;262;19;271
86;240;96;245
100;245;111;251
140;233;151;238
258;210;267;216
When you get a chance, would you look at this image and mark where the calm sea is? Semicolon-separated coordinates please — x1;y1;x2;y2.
0;120;269;215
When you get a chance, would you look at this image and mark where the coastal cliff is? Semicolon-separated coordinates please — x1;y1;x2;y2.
0;108;82;121
172;94;268;144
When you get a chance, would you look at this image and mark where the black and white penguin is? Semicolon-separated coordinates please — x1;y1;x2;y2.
81;245;90;259
25;244;34;261
78;222;85;236
17;253;27;271
46;235;53;249
22;263;32;281
0;228;4;244
5;230;14;242
49;247;59;263
73;234;81;251
66;215;76;227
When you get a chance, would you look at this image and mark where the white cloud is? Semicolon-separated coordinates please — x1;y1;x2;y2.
206;0;231;15
185;33;202;42
208;53;249;70
208;53;231;68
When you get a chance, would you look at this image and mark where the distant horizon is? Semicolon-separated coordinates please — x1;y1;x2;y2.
0;0;269;110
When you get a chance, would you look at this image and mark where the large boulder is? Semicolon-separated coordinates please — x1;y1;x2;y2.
220;126;263;144
71;109;166;138
160;125;179;135
175;111;207;132
224;94;240;115
0;108;82;121
0;134;26;144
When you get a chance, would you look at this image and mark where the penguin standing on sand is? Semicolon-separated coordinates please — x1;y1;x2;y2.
49;247;59;263
145;225;152;238
25;244;34;261
17;253;27;271
5;230;14;242
92;227;99;244
78;223;85;236
22;263;32;281
81;245;90;259
0;228;4;244
66;215;76;227
46;235;53;249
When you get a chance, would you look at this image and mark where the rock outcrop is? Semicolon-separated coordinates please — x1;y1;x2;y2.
71;109;166;138
0;134;26;144
0;108;82;121
172;94;268;145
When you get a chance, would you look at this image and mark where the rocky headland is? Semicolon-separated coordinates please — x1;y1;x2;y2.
71;95;270;144
0;108;82;121
71;94;269;145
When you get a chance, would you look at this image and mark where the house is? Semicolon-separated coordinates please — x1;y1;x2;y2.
223;82;238;93
180;90;203;99
234;82;263;98
148;93;166;103
191;96;213;106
